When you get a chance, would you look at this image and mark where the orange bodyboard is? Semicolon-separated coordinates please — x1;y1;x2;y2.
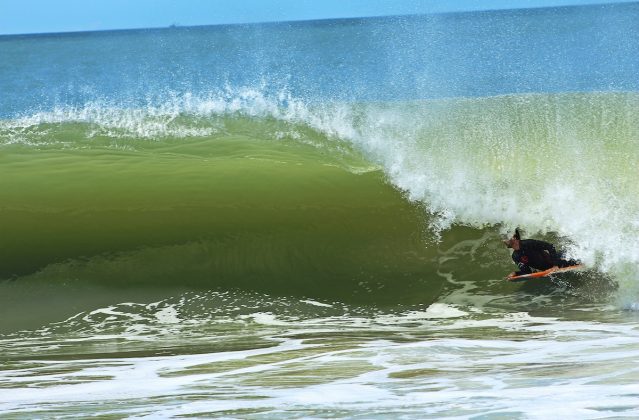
507;265;584;282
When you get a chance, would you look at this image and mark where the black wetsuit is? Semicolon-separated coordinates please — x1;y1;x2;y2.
512;239;574;275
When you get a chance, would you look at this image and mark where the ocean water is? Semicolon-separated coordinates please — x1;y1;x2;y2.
2;3;639;418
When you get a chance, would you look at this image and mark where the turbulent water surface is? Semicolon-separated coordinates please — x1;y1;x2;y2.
2;3;639;418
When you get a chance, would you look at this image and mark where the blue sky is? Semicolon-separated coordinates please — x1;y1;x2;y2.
0;0;634;35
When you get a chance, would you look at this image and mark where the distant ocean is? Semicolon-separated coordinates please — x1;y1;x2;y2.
2;3;639;417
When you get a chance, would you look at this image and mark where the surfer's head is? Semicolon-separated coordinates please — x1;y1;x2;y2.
503;229;521;249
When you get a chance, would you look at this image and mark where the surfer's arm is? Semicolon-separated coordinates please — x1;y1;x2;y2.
511;254;532;275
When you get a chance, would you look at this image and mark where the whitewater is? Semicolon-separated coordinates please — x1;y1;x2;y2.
1;3;639;418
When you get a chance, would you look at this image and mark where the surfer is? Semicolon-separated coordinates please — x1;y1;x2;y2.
503;229;578;277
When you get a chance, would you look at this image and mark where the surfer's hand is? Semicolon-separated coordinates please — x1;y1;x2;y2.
506;272;515;279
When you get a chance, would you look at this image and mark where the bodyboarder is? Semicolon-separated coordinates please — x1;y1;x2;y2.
503;229;579;278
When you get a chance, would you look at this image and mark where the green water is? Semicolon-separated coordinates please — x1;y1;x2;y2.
2;92;638;334
1;119;448;333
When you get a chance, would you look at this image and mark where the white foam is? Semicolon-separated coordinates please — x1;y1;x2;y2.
154;306;181;324
422;303;468;318
241;312;290;326
300;299;334;308
3;313;638;418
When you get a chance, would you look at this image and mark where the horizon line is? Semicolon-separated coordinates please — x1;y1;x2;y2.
0;0;633;38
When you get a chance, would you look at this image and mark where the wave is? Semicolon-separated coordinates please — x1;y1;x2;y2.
1;88;637;307
343;92;639;305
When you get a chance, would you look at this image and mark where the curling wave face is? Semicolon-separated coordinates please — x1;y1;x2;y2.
0;89;637;322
